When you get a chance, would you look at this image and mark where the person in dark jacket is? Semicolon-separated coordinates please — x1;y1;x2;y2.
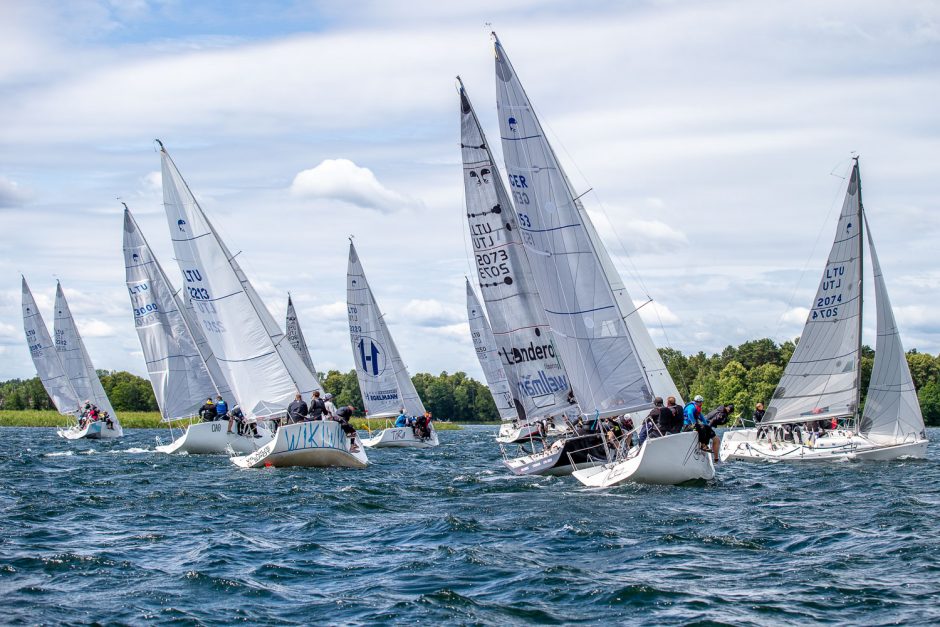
199;398;216;422
334;405;359;452
753;402;766;436
286;393;308;425
660;396;684;434
309;391;326;420
638;397;664;445
700;403;734;462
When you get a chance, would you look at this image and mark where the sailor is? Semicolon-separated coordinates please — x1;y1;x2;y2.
309;391;326;421
227;404;244;435
334;404;360;452
323;393;338;419
395;409;409;428
659;396;683;435
199;398;216;422
753;402;766;437
638;397;665;445
683;395;705;430
214;395;228;422
286;393;308;425
702;403;733;462
101;411;115;430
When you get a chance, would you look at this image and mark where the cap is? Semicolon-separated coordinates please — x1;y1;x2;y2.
324;393;333;400
693;395;704;402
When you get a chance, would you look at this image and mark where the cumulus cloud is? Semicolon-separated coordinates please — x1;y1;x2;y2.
781;307;810;325
77;319;115;337
0;321;16;338
312;301;348;320
290;159;421;213
402;299;463;327
0;176;29;207
633;299;680;327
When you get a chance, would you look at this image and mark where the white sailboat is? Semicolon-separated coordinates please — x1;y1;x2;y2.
122;206;267;454
491;33;711;485
52;282;123;439
347;241;438;448
157;141;365;468
285;294;319;376
458;79;578;457
720;159;928;462
465;278;517;422
22;278;84;423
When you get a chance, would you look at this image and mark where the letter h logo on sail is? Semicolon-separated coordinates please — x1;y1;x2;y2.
358;338;381;376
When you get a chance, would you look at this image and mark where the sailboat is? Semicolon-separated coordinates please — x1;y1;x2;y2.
465;278;518;423
458;79;582;466
347;241;438;448
490;33;711;485
285;295;319;376
157;141;366;468
122;206;266;454
720;159;928;462
52;282;123;439
22;278;86;428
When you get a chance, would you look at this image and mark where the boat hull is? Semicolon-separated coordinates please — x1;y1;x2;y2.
231;420;368;469
156;420;274;455
719;427;928;462
57;421;123;440
572;432;715;487
503;433;606;476
362;425;439;448
496;423;541;444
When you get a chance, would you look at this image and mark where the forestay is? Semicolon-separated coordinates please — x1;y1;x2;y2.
160;144;321;419
466;278;516;420
764;165;863;425
285;295;318;376
53;283;116;418
493;34;652;417
459;80;573;423
859;215;925;441
347;241;425;418
22;278;81;414
123;207;227;421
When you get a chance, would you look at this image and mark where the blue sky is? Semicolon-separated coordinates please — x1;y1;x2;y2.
1;0;939;384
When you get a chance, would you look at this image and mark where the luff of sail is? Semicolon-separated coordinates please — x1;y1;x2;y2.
286;295;318;376
123;207;228;421
347;241;426;418
763;164;863;425
860;213;925;441
493;34;652;417
22;278;81;414
459;80;573;423
53;282;118;420
160;143;321;418
466;278;516;420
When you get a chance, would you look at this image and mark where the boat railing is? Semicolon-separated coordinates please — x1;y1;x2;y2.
563;422;643;471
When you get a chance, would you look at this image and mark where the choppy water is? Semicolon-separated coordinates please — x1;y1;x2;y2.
1;426;938;625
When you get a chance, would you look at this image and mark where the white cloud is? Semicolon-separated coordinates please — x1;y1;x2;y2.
633;299;680;327
781;307;810;325
77;319;115;337
401;299;463;327
0;321;16;338
290;159;420;213
0;176;29;207
312;301;348;320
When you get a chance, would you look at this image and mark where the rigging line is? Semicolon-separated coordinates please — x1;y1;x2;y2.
770;158;855;342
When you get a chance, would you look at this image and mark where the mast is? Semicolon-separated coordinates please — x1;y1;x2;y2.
853;157;864;429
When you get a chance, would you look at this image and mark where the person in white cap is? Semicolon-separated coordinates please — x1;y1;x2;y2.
323;393;337;420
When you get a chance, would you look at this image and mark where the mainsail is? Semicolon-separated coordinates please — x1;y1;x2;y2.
764;163;863;425
285;295;318;376
347;241;426;418
459;80;573;423
493;34;653;417
159;143;321;418
860;214;925;441
53;282;117;419
123;207;230;421
22;278;81;414
466;278;516;420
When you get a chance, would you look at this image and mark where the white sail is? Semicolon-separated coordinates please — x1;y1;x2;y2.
347;241;426;418
466;278;516;420
764;164;863;425
860;214;925;441
459;80;573;423
285;295;318;376
160;143;321;418
22;278;81;414
179;289;233;402
493;34;652;417
53;282;117;420
123;207;228;421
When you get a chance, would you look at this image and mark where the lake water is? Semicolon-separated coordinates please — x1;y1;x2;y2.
1;426;938;625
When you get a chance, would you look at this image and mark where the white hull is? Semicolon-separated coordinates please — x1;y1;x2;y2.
231;420;368;469
156;420;273;455
502;435;602;477
57;421;123;440
572;432;715;487
719;428;928;462
496;422;542;444
362;425;439;448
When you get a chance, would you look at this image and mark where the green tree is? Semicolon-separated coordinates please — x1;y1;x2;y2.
718;360;749;418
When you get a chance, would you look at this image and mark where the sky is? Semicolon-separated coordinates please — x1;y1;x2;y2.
1;0;938;386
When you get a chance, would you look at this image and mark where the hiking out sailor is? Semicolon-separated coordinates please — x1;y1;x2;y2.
702;403;733;462
227;404;244;435
323;393;338;419
286;393;308;425
395;409;410;428
414;411;432;440
659;396;683;435
309;391;326;421
683;395;705;430
334;404;360;452
214;395;228;422
199;398;216;422
101;411;115;430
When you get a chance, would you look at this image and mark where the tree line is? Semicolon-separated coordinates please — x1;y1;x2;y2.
1;338;939;425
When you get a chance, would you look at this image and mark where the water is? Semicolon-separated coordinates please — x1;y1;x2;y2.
1;426;938;625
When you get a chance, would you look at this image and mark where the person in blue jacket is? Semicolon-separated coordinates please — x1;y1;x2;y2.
683;395;705;428
395;409;410;428
214;395;228;421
